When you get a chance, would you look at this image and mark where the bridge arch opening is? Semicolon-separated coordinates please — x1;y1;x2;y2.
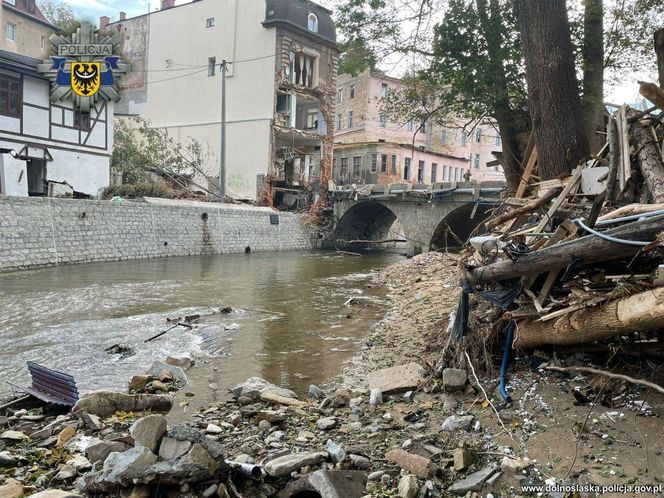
429;203;493;251
333;202;403;251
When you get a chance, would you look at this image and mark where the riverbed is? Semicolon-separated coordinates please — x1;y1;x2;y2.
0;250;404;399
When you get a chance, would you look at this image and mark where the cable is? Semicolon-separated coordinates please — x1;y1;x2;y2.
574;218;657;247
145;67;209;85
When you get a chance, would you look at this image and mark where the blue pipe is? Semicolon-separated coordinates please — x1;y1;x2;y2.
499;320;515;403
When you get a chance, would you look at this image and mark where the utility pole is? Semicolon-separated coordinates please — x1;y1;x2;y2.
218;60;227;200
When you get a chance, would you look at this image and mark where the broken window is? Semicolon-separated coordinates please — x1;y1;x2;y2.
353;156;361;178
290;52;317;88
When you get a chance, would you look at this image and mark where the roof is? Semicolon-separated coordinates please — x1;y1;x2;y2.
263;0;336;47
2;0;58;29
0;49;45;79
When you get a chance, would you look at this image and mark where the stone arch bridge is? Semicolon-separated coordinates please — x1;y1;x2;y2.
330;182;505;255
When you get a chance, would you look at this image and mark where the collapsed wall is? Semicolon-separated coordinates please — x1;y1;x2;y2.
0;196;318;272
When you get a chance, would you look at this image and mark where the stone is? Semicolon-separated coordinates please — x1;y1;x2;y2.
368;471;385;481
202;484;218;498
501;456;532;472
182;443;218;474
0;415;6;428
159;436;192;460
348;421;363;431
0;479;23;498
158;369;174;382
367;362;426;394
130;414;168;453
0;430;28;441
206;424;224;434
277;470;368;498
330;388;351;407
317;417;337;431
261;392;308;407
165;356;193;370
121;485;151;498
453;447;473;471
403;391;414;404
129;375;152;392
0;450;17;466
73;391;172;417
349;454;370;470
166;424;226;460
146;360;188;385
441;415;474;431
397;475;419;498
57;426;77;447
53;464;77;481
237;396;254;406
67;454;92;471
309;384;325;399
85;440;130;464
150;380;169;392
79;411;102;431
442;368;468;391
385;450;433;478
89;446;159;487
442;399;458;412
263;451;327;477
447;466;499;495
27;491;82;498
325;440;346;463
232;377;297;401
258;420;271;430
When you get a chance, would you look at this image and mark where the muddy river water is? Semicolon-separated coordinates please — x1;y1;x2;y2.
0;251;403;399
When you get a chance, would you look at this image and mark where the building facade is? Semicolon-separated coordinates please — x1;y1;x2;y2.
1;0;56;60
108;0;338;205
333;69;505;185
0;50;114;197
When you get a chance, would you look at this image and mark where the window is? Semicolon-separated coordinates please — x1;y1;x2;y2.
475;127;482;143
440;130;447;144
406;119;414;132
290;52;317;88
418;160;425;183
348;111;354;128
337;113;342;130
379;114;386;128
340;157;349;178
420;122;426;133
332;157;337;176
391;155;397;174
0;75;21;117
206;17;215;28
461;132;468;147
353;156;361;178
337;88;343;104
380;83;388;97
73;110;90;131
350;84;355;99
442;165;448;181
40;36;46;50
6;22;16;42
404;157;411;180
381;154;387;173
496;134;502;146
474;153;480;169
370;154;377;173
208;57;216;77
306;108;318;129
308;13;318;32
431;163;437;184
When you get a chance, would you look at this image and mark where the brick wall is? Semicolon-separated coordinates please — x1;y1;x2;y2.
0;197;318;272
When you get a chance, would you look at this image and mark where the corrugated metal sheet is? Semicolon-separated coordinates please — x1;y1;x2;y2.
21;362;80;406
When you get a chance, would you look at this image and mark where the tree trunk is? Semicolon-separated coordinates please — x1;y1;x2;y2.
514;287;664;349
485;187;560;230
493;99;523;192
629;113;664;203
514;0;590;180
581;0;604;155
467;213;664;284
655;28;664;88
606;116;619;202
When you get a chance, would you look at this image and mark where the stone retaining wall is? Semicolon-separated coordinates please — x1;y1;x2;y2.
0;196;317;272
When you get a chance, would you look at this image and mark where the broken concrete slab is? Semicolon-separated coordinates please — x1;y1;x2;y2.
443;368;468;391
441;415;474;431
73;391;172;417
397;474;419;498
277;469;367;498
29;490;83;498
447;466;498;495
85;440;131;464
367;362;426;394
385;449;433;478
264;451;327;478
231;377;297;401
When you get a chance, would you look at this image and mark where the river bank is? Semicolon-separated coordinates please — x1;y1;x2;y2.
1;252;663;497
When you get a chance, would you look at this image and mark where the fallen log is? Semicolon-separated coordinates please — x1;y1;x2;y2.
638;81;664;112
598;203;664;222
467;213;664;284
513;287;664;349
628;111;664;203
541;364;664;395
485;188;560;230
606;117;619;203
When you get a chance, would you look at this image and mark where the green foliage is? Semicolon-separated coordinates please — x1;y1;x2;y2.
38;1;80;35
339;38;378;76
101;180;175;200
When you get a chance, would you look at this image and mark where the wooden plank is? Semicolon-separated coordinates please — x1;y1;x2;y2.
516;143;538;198
618;106;631;193
531;166;584;236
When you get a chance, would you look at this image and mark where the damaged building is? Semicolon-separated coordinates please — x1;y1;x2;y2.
108;0;338;207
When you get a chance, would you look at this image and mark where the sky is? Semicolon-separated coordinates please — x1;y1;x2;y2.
54;0;642;104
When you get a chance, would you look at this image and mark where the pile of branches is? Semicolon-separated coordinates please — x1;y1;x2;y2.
447;99;664;377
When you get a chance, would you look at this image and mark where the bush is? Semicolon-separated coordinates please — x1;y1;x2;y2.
101;180;176;200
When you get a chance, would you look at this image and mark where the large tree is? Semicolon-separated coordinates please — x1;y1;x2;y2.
38;0;80;34
515;0;589;180
582;0;605;155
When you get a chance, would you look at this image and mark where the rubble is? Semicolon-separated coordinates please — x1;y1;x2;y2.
366;362;426;394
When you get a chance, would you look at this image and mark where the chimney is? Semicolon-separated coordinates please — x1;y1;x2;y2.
99;16;110;29
161;0;176;9
119;11;127;20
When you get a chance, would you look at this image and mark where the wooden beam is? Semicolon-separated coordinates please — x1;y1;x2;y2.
530;166;584;236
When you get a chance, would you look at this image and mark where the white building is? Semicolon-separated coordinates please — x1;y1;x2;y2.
0;50;113;197
107;0;339;204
